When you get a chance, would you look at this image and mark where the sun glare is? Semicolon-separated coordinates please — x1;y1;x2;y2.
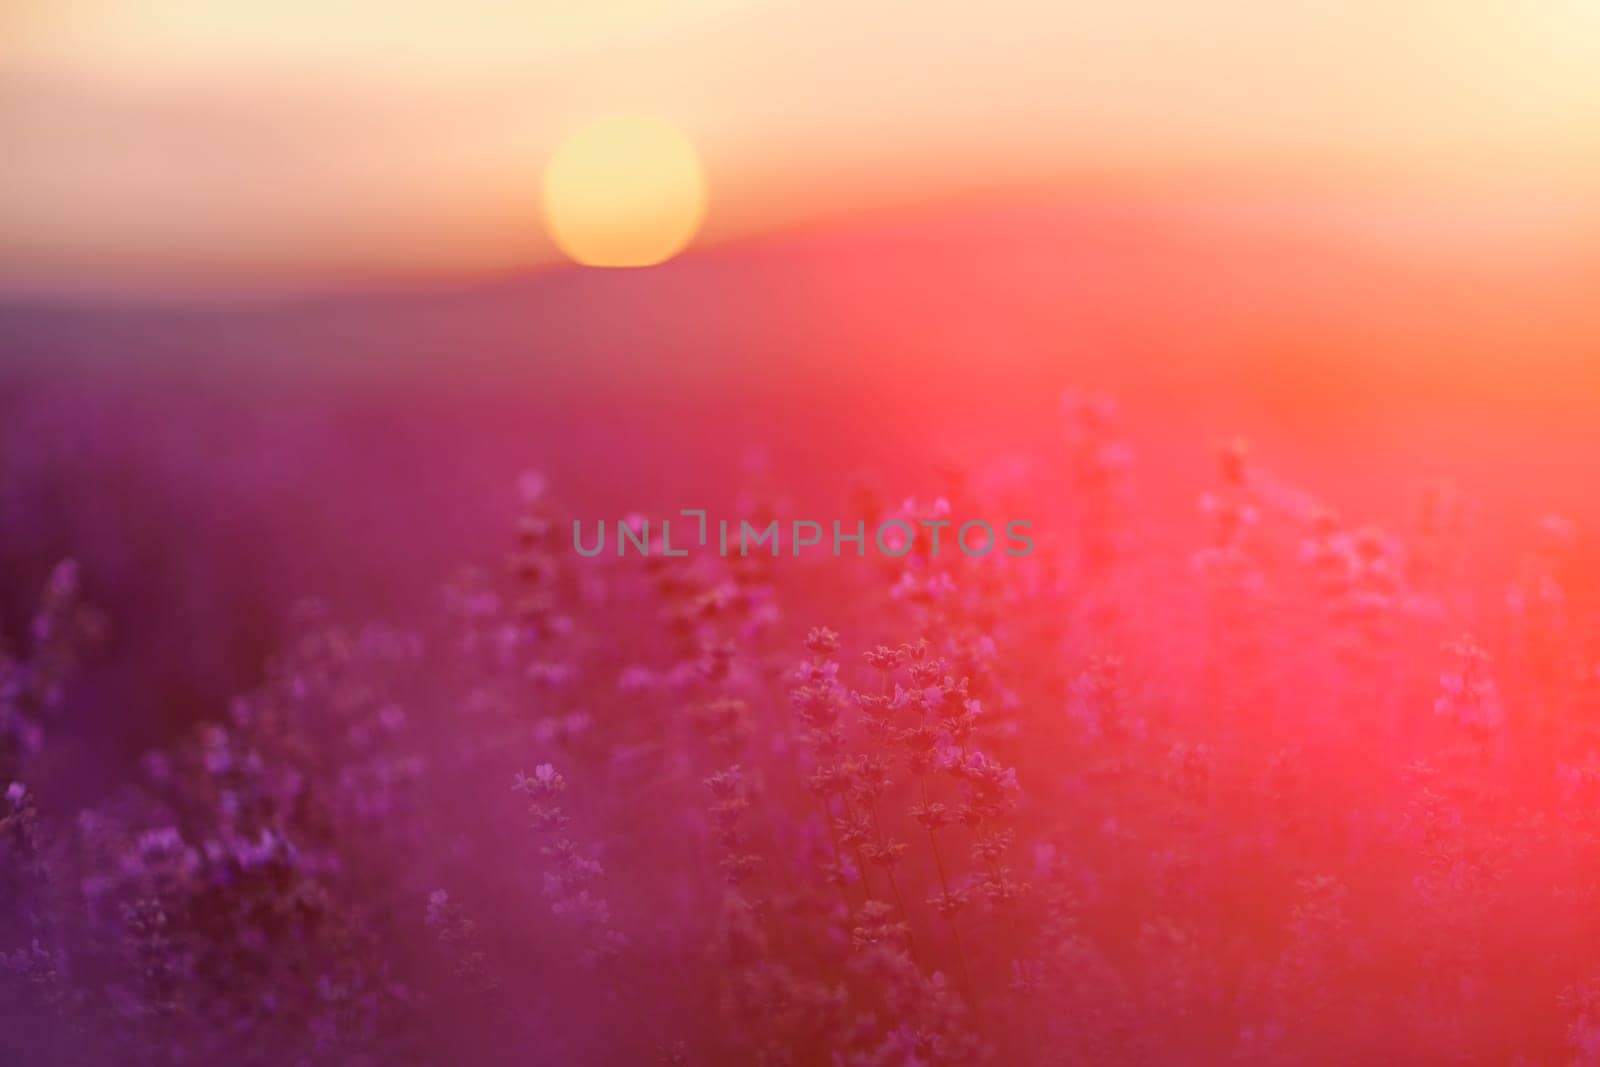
541;116;706;268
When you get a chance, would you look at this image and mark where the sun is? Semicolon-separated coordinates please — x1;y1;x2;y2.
541;116;707;268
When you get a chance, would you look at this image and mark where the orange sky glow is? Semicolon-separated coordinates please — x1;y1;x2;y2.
1;1;1598;293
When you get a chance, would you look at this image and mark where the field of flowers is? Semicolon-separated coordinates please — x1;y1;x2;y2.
4;381;1600;1066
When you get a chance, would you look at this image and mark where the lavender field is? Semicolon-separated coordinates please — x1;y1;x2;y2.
5;303;1600;1063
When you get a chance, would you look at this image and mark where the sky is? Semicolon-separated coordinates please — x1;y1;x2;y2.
1;1;1598;293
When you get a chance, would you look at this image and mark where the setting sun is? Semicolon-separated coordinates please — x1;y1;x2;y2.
541;116;706;268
